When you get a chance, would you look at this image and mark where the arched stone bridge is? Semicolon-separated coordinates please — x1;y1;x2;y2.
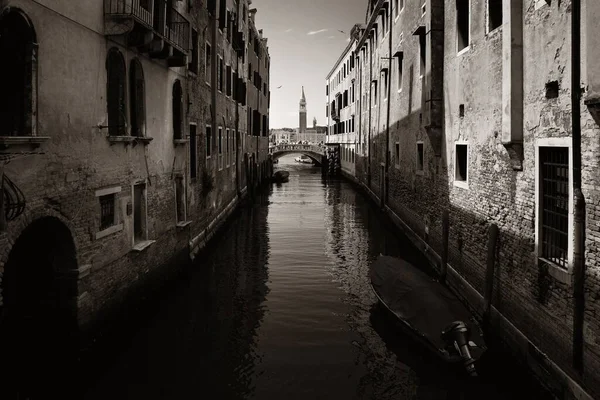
269;144;327;165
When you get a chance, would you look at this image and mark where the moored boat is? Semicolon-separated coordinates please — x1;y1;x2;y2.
272;170;289;183
369;255;486;376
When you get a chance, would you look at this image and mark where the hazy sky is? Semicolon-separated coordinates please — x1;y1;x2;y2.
251;0;367;129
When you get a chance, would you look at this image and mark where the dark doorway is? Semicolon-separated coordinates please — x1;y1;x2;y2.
0;217;79;398
0;9;37;136
134;183;147;243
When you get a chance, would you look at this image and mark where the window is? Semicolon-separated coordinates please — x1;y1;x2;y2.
382;70;389;100
172;80;183;140
218;127;223;170
455;143;468;184
539;147;569;268
372;80;378;106
459;104;465;117
419;34;426;78
175;176;186;223
106;49;127;136
205;43;212;84
190;124;197;178
226;64;232;96
400;0;405;12
546;81;559;99
457;0;470;52
352;115;355;132
129;59;146;137
100;194;116;230
189;29;199;74
395;142;400;167
95;186;123;239
233;130;237;165
416;142;424;172
394;0;399;18
133;182;147;244
218;57;223;92
0;10;38;136
226;128;230;166
395;52;404;91
488;0;502;32
344;90;348;107
206;125;212;157
218;0;226;30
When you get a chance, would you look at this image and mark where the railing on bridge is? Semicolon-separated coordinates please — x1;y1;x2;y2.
269;144;326;155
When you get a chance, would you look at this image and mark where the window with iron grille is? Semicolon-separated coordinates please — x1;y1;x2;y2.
540;147;569;268
100;194;116;230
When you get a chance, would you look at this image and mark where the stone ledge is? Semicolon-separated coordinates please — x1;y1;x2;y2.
0;136;50;149
107;136;135;145
176;220;192;230
135;137;154;145
131;240;156;252
173;139;189;146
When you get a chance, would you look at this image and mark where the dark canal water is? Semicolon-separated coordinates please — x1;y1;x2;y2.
75;155;552;400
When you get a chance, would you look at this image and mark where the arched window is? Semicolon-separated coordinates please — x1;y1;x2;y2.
172;80;183;140
0;9;37;136
129;59;146;137
106;48;126;136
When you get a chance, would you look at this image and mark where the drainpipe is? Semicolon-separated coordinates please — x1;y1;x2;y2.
571;0;585;374
211;6;218;172
385;6;392;207
368;33;373;188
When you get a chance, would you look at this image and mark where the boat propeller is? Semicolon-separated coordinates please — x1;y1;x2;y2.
441;321;478;377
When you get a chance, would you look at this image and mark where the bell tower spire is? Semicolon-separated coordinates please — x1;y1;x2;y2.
299;86;307;133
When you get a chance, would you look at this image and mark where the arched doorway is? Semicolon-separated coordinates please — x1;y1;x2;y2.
0;217;79;398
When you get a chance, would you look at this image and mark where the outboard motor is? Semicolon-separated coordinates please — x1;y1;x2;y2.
441;321;478;377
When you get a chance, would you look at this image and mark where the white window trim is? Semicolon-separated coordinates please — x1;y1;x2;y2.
535;137;574;284
174;174;188;225
485;0;503;36
416;141;425;175
95;186;123;240
131;179;155;251
206;124;212;159
453;141;469;188
226;128;230;167
218;56;223;93
218;126;223;171
205;42;211;86
456;0;471;56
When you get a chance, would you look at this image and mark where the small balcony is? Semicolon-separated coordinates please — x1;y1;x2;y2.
104;0;189;67
104;0;154;39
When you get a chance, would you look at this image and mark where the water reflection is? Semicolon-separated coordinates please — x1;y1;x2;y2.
84;204;270;399
77;154;551;400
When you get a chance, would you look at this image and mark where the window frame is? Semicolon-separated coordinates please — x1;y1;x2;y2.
456;0;471;55
453;142;469;188
95;186;123;239
535;138;574;284
416;141;424;175
205;42;212;85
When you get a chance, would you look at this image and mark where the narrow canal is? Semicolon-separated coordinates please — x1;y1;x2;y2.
80;155;552;400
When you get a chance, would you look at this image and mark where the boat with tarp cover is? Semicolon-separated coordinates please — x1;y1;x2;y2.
369;255;487;376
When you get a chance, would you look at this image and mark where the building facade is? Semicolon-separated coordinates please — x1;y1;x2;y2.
327;0;600;398
326;24;363;177
0;0;270;361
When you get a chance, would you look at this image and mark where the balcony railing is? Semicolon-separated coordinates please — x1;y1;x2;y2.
165;4;190;52
104;0;153;28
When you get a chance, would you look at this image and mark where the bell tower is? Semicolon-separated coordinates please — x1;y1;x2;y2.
299;86;307;133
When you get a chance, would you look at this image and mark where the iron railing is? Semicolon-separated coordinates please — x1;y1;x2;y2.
2;174;25;222
165;4;190;52
104;0;153;28
269;144;326;155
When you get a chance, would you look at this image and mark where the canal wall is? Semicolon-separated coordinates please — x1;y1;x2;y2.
340;168;593;400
